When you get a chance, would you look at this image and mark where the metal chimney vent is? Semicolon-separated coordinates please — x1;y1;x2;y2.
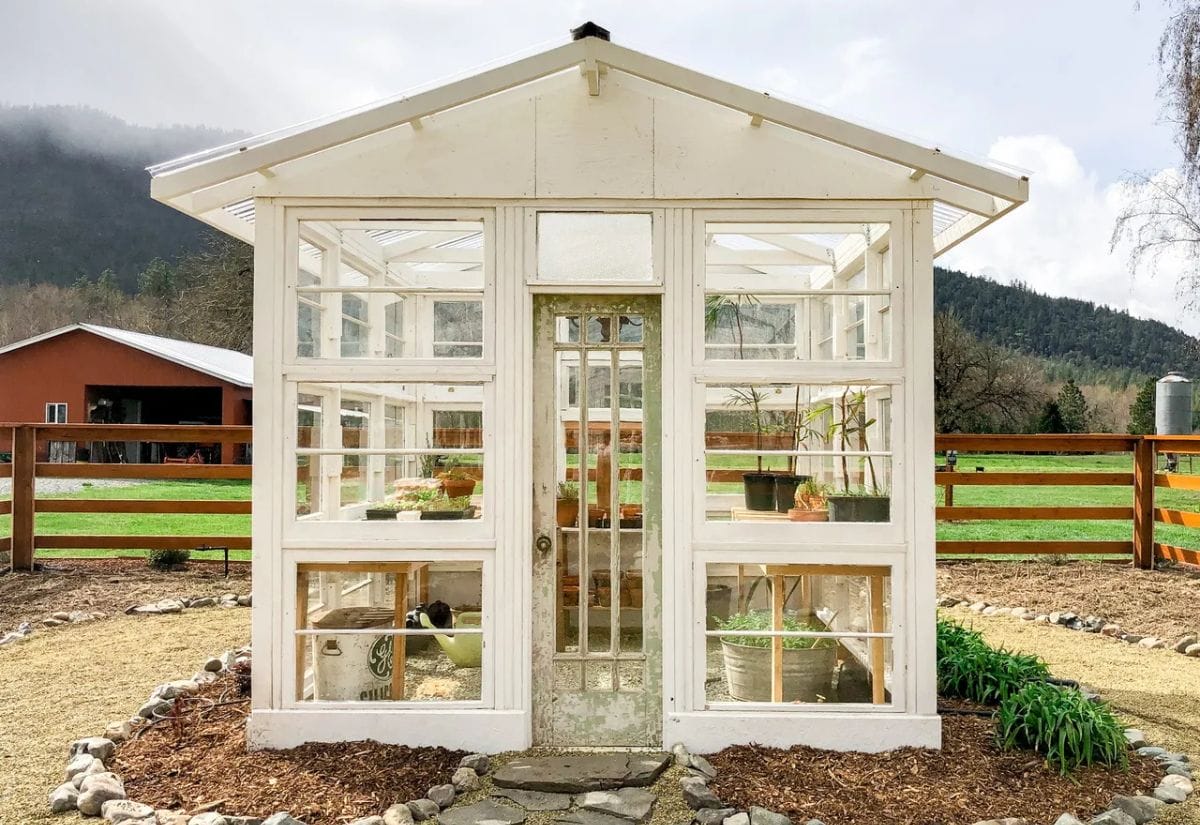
571;21;611;41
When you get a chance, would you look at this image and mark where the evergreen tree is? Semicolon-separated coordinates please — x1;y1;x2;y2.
1057;379;1088;433
1036;400;1068;433
1128;379;1157;434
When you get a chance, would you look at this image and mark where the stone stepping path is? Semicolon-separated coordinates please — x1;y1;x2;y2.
492;753;672;793
476;755;674;825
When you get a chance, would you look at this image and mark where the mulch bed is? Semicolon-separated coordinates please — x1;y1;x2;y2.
937;560;1200;643
708;714;1161;825
0;556;251;631
112;676;464;824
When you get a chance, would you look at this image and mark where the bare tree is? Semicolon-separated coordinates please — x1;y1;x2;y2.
1114;2;1200;301
933;312;1045;433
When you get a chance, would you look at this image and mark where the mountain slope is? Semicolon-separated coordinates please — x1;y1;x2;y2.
934;267;1200;382
0;105;244;290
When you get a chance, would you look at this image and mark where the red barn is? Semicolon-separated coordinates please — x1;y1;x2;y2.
0;324;252;463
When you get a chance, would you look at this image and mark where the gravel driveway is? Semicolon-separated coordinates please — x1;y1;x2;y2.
0;478;146;496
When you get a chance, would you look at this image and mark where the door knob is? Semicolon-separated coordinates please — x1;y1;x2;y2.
535;532;553;554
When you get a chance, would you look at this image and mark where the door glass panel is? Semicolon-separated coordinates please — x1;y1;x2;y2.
554;313;646;684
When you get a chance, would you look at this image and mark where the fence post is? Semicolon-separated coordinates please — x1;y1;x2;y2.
1132;436;1155;570
10;425;36;571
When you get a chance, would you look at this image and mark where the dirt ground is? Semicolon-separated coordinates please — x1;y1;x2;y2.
0;608;250;825
938;560;1200;643
0;557;250;633
945;605;1200;825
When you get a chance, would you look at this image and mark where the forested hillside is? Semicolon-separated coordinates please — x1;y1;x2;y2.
934;267;1200;381
0;105;243;290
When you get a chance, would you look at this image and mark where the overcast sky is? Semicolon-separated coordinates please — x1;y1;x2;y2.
2;1;1194;331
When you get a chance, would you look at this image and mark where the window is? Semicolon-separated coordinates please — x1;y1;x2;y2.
701;382;893;523
293;219;486;360
295;562;483;703
536;212;654;282
703;563;893;706
44;403;67;424
294;382;485;523
702;222;894;362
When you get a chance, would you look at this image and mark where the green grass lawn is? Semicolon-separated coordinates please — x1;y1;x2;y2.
0;480;251;560
3;453;1200;561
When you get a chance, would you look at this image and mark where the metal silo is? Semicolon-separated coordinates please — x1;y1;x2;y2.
1156;372;1194;435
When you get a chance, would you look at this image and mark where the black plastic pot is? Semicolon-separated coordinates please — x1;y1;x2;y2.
773;474;810;513
742;472;777;511
827;495;890;522
365;509;398;521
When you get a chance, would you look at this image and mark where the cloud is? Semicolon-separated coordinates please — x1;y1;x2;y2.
941;134;1199;336
761;36;891;112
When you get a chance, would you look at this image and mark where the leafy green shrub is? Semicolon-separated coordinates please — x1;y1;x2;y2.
937;618;1049;704
717;611;834;650
997;681;1128;774
147;548;191;571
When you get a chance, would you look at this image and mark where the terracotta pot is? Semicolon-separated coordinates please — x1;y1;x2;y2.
587;506;610;528
440;477;476;499
787;508;829;522
556;498;580;528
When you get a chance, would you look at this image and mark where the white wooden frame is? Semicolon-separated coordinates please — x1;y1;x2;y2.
247;197;936;754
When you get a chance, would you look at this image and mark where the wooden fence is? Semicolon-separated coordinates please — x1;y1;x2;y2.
4;427;1200;572
935;433;1200;568
1;423;251;570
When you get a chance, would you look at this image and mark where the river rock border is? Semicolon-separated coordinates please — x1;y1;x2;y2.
48;644;490;825
938;595;1200;658
671;744;813;825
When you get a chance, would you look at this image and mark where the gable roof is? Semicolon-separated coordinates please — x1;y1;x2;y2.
0;324;253;388
149;29;1028;256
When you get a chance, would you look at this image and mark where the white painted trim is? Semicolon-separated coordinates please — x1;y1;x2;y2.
665;712;941;753
247;708;528;751
151;39;1025;206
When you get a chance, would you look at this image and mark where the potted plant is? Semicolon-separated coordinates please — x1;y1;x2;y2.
706;295;777;511
774;390;833;513
394;487;440;521
717;610;836;702
788;479;829;522
438;457;477;499
619;501;643;529
826;389;890;522
556;481;580;527
419;495;477;521
364;500;401;520
726;387;777;511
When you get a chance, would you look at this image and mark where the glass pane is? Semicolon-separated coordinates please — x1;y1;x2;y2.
702;383;893;523
294;219;484;360
294;382;484;523
433;300;484;358
618;315;643;343
537;213;653;282
557;315;581;344
295;563;483;703
704;563;893;705
703;222;892;362
586;315;612;343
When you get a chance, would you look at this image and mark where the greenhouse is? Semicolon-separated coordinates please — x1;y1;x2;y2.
150;24;1028;752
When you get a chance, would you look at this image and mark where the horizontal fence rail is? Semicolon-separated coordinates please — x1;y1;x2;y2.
935;433;1200;568
3;423;251;570
5;425;1200;571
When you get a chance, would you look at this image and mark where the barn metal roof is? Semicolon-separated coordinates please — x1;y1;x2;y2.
0;324;253;388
